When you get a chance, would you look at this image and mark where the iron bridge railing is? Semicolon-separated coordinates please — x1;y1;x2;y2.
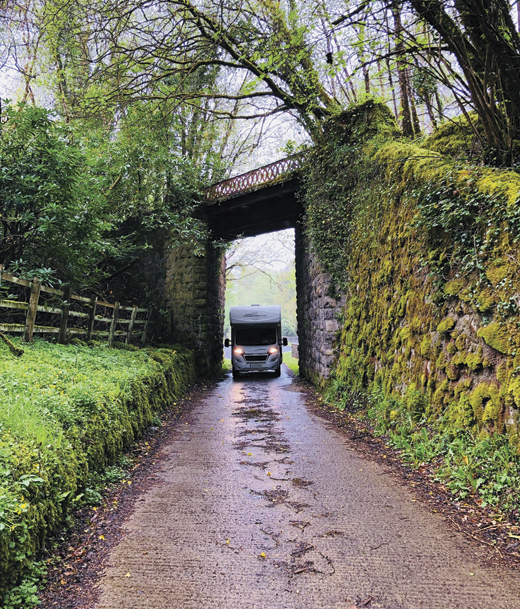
205;153;304;202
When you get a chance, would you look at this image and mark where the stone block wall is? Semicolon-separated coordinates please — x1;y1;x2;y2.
164;238;225;376
295;225;345;384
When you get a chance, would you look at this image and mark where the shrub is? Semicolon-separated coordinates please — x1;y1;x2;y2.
0;339;195;603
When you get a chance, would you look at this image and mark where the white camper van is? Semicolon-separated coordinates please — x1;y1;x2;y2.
225;305;288;379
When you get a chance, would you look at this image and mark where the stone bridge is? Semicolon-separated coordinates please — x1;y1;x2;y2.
163;156;344;382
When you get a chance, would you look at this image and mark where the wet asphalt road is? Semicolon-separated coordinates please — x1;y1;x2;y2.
95;368;520;609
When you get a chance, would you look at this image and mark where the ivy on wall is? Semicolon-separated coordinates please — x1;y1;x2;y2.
301;100;520;460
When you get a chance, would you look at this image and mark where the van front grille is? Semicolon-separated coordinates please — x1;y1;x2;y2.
245;355;268;362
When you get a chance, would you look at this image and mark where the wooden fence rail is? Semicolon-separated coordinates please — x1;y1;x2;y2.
0;265;151;346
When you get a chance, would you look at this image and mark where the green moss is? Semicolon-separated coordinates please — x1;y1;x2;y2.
455;334;467;351
397;294;407;317
347;297;361;318
497;361;509;384
433;379;450;409
476;288;495;313
404;383;427;419
420;334;432;357
306;103;520;457
458;285;474;303
446;341;456;354
436;350;448;370
485;261;509;286
466;347;484;371
507;377;520;408
452;351;466;366
422;114;479;157
112;342;140;351
470;383;501;425
446;364;460;380
446;392;475;429
478;428;491;441
437;317;455;334
483;401;502;425
477;322;513;355
399;326;412;342
454;378;472;397
444;277;467;296
0;332;24;357
0;343;196;603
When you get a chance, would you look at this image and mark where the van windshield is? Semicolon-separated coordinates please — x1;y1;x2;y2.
235;328;276;346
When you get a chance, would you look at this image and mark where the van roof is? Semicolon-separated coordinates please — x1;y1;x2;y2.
230;305;281;326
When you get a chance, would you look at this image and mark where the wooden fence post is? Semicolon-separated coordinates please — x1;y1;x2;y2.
125;305;138;345
0;264;3;286
86;297;98;341
108;302;120;346
24;278;41;343
58;286;71;344
141;308;152;345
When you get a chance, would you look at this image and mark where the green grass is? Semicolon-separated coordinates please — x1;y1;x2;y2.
0;338;195;605
283;351;299;375
326;381;520;513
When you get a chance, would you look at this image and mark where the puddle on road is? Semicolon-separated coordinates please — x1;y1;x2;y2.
232;390;290;454
227;380;340;591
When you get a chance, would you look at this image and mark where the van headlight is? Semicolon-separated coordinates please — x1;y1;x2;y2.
234;347;244;355
268;347;278;354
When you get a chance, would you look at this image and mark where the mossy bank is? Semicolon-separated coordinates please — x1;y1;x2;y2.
303;100;520;459
0;340;196;604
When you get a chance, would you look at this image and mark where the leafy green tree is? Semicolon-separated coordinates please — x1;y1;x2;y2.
0;103;110;284
74;0;342;138
0;101;216;295
404;0;520;163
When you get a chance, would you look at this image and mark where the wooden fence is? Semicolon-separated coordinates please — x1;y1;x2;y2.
0;265;151;346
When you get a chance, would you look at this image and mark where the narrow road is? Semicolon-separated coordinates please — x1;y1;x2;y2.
95;369;520;609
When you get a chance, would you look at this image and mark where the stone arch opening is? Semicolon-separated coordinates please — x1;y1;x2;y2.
164;170;344;382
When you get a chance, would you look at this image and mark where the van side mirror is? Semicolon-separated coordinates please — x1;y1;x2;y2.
282;337;288;346
224;338;230;348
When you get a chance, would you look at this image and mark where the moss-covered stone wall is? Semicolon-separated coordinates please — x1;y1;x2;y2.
295;225;345;384
302;101;520;450
164;238;225;376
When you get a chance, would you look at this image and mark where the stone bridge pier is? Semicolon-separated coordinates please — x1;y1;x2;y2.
164;238;226;375
163;159;344;383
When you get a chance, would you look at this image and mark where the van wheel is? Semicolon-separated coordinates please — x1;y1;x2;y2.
274;366;281;377
232;368;240;380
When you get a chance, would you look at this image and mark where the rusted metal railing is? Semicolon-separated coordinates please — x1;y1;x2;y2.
205;154;303;202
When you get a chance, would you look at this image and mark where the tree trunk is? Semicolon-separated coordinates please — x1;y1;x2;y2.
407;0;520;161
393;4;414;137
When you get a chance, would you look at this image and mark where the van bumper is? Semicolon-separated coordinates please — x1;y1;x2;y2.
232;353;281;373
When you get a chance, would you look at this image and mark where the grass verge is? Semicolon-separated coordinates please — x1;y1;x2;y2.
0;339;195;606
324;381;520;517
283;352;299;375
